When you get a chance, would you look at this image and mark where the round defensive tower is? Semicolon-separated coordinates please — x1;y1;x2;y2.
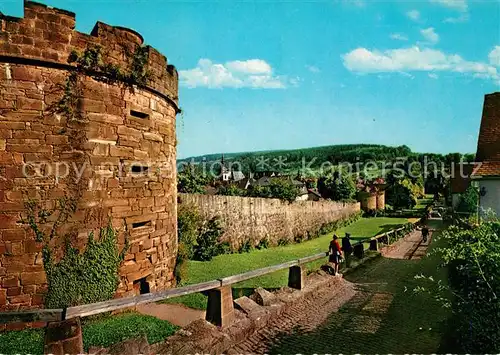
0;1;179;310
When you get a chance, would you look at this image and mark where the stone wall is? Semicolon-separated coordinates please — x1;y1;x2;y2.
178;193;360;249
0;1;178;311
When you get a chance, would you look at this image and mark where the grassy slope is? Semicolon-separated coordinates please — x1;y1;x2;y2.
0;312;179;354
165;217;409;309
270;219;452;353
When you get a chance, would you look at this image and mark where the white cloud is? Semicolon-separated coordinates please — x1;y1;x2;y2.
489;46;500;67
428;73;439;79
430;0;468;12
342;46;499;83
420;27;439;44
390;33;409;41
306;65;320;73
179;59;288;89
225;59;271;74
444;14;469;23
406;10;421;21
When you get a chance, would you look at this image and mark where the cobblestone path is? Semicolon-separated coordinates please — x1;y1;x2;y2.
233;220;450;354
228;277;356;354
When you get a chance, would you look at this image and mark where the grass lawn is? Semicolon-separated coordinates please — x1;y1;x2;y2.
0;312;179;354
164;217;410;310
269;221;453;353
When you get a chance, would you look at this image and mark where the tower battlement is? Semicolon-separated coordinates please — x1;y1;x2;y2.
0;1;178;105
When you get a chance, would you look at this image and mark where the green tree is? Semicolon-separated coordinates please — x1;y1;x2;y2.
247;180;300;202
268;179;300;202
217;184;246;197
317;171;356;201
177;163;208;194
457;185;478;214
386;177;418;209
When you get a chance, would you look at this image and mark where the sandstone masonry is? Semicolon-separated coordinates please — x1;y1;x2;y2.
179;193;361;249
0;1;179;312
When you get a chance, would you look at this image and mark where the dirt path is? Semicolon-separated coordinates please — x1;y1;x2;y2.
381;227;433;260
136;303;205;327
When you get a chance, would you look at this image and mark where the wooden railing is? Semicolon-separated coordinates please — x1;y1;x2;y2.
0;252;328;325
0;221;420;326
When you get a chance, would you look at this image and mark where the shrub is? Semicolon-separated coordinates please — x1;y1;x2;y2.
277;238;290;246
238;240;254;253
456;185;478;214
364;209;378;218
177;204;201;259
256;238;270;250
294;234;306;244
175;204;203;283
193;217;229;261
432;221;500;352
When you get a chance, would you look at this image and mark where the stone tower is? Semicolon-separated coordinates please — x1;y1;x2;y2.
0;1;179;310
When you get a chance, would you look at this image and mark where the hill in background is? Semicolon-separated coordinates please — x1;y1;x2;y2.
178;144;474;177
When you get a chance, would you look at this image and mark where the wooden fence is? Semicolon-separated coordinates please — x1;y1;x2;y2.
0;221;420;327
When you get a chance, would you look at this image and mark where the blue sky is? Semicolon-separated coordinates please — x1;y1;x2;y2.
2;0;499;158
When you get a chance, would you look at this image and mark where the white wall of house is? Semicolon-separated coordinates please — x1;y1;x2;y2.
479;179;500;216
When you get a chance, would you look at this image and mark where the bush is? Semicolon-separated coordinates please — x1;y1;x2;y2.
177;204;201;259
424;221;500;352
175;204;203;283
256;238;270;250
277;238;290;246
238;240;254;253
456;185;478;214
193;217;229;261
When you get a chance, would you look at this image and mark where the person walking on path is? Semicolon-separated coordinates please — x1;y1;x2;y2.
421;225;429;243
329;234;343;276
342;233;353;267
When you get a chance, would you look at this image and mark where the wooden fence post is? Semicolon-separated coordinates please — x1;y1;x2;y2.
369;239;378;251
44;317;83;354
353;243;364;259
206;286;234;327
288;265;304;290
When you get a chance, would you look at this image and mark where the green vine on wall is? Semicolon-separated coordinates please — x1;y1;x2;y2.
21;198;128;308
53;44;152;123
